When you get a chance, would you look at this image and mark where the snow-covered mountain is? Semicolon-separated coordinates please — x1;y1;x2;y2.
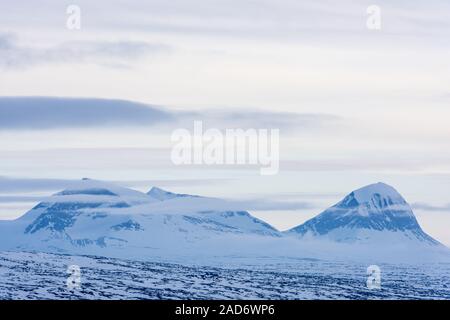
0;180;447;263
0;179;280;257
287;182;441;246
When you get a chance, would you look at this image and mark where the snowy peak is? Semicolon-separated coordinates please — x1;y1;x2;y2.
335;182;411;216
51;179;152;204
15;179;154;230
288;183;440;246
348;182;406;207
147;187;199;201
353;182;402;201
56;188;119;197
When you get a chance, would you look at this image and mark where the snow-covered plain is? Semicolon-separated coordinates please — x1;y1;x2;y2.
0;251;448;300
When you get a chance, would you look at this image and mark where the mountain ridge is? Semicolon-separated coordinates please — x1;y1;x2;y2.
0;179;447;262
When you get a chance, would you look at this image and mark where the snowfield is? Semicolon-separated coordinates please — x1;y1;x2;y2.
0;251;448;300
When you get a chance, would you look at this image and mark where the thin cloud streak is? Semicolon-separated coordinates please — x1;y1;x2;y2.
0;32;171;70
0;177;79;193
412;202;450;213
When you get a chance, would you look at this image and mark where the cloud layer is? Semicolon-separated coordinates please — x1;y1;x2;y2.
0;97;173;129
0;96;337;130
412;203;450;212
0;177;79;193
0;32;170;70
0;176;314;213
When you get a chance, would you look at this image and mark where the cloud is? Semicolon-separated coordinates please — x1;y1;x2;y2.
0;195;44;203
185;110;338;131
0;32;13;49
279;157;450;173
0;32;171;70
220;198;315;211
0;177;78;193
0;97;174;129
0;176;228;195
0;177;315;212
0;194;315;212
0;96;337;131
412;202;450;212
7;1;446;41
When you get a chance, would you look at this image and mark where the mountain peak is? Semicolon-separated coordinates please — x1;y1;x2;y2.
55;179;117;197
147;187;199;201
288;182;440;245
336;182;408;212
46;179;151;206
351;182;404;204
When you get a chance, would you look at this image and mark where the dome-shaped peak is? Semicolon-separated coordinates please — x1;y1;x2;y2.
56;179;117;196
52;179;149;200
352;182;404;203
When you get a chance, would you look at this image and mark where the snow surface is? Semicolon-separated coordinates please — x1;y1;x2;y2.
0;251;448;300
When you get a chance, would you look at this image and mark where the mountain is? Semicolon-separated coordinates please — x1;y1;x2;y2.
147;186;200;201
287;182;441;246
0;180;447;263
0;179;280;257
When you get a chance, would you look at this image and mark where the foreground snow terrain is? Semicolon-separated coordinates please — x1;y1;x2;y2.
0;251;448;300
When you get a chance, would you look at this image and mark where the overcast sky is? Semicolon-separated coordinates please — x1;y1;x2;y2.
0;0;450;245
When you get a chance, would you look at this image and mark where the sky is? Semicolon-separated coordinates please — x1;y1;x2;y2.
0;0;450;245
